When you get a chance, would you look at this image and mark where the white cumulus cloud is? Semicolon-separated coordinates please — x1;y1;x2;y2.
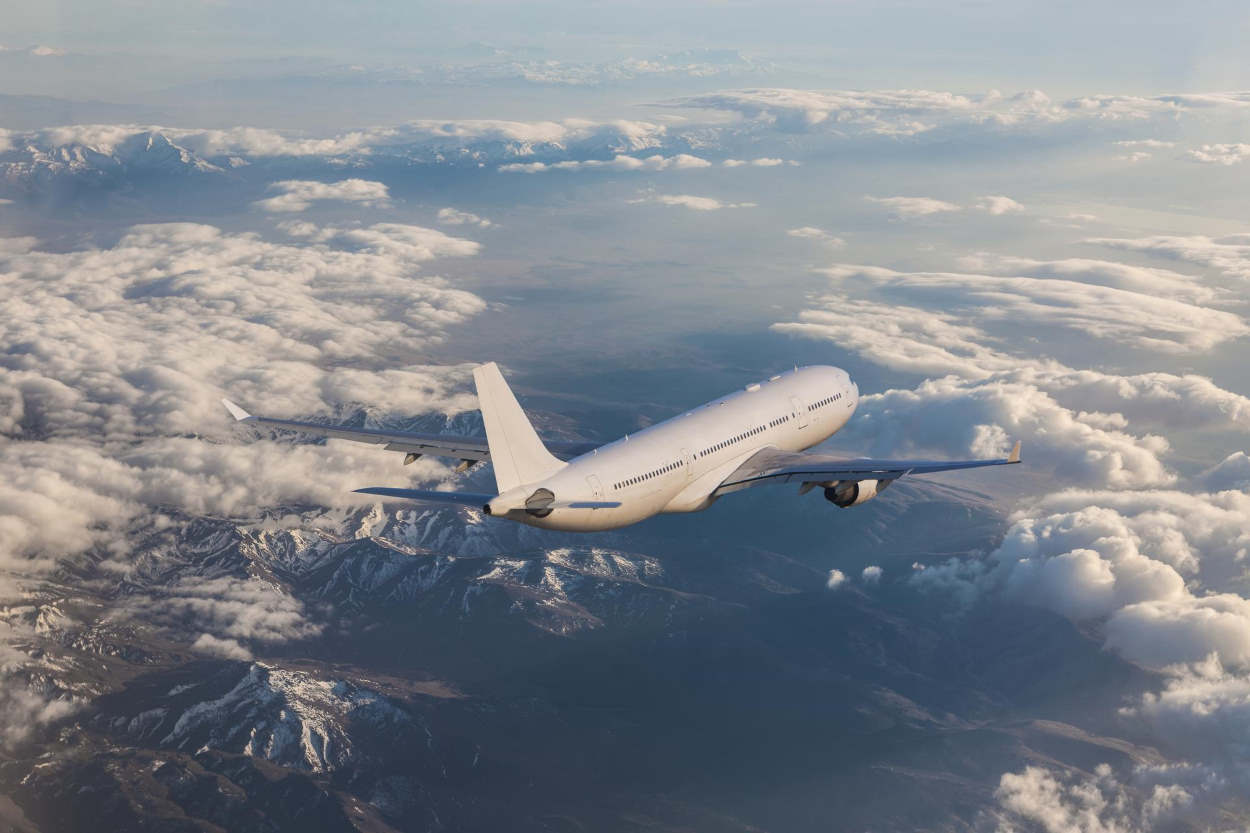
1187;143;1250;165
634;194;757;211
253;178;390;212
865;195;960;218
437;207;493;227
787;227;845;247
975;195;1025;215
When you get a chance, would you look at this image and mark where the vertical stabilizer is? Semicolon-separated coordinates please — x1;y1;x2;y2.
473;362;565;493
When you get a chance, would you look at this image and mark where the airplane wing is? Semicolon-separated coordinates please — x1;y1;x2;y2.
714;441;1021;496
352;487;496;506
353;486;621;510
221;399;596;464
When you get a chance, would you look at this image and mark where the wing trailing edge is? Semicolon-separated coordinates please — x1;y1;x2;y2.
352;487;495;507
715;442;1022;496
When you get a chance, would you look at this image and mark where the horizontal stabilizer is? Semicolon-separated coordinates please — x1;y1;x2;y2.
354;487;495;507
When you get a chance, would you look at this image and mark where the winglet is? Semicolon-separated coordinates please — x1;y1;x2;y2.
221;398;252;421
1007;440;1021;464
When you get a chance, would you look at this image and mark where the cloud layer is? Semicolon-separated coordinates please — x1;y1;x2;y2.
0;220;487;622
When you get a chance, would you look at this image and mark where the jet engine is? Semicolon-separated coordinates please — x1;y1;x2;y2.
823;479;892;507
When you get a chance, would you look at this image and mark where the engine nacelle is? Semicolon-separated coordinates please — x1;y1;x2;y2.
823;479;891;507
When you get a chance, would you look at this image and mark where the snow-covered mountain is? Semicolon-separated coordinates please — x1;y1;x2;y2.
2;130;221;194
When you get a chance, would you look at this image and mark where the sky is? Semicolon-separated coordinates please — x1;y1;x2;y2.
4;2;1250;830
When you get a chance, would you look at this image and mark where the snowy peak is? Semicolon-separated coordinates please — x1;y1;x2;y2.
104;662;419;772
2;129;221;193
113;130;222;173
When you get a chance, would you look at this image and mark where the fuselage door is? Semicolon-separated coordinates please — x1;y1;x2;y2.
790;395;810;429
680;447;693;479
587;474;604;498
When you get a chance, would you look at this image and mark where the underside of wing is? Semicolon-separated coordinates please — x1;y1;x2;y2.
352;487;495;506
715;441;1021;496
221;399;595;463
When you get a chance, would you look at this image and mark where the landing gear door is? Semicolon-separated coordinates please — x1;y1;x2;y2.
586;474;604;498
790;396;809;429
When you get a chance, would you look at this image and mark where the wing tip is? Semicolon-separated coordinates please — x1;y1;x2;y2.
221;398;252;421
1008;440;1021;464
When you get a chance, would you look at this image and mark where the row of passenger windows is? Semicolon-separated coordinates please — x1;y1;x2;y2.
808;392;843;411
617;394;843;488
698;420;778;459
615;460;681;491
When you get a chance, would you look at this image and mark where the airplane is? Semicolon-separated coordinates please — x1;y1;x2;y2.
222;363;1020;532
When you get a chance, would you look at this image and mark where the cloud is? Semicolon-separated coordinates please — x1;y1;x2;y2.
499;153;711;173
956;253;1215;304
772;243;1250;649
1116;139;1176;149
1;222;483;440
1106;596;1250;671
995;764;1195;833
0;683;77;749
912;489;1250;675
811;263;1246;354
0;220;488;612
786;227;845;247
437;207;493;227
1187;143;1250;165
253;179;390;212
861;565;882;584
826;569;847;589
192;633;254;660
634;194;757;211
1200;452;1250;491
0;621;79;749
1124;663;1250;764
1091;233;1250;281
865;195;960;218
126;576;322;647
722;157;796;167
774;252;1250;495
849;376;1173;489
866;195;1025;218
974;195;1024;215
667;88;1250;137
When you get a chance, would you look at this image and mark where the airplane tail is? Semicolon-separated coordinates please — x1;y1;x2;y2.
472;362;565;493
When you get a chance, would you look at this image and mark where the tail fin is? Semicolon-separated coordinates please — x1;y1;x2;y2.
473;362;565;493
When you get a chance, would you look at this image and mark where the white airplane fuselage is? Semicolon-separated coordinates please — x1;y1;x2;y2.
488;366;858;531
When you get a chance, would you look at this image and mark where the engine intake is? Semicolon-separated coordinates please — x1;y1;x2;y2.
823;479;892;507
